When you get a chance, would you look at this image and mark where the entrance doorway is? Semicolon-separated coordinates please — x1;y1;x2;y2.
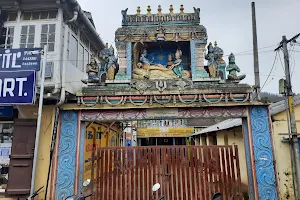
55;106;279;200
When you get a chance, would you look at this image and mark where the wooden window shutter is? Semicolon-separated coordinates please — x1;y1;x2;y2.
5;119;37;198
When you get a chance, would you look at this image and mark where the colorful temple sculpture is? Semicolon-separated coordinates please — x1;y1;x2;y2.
79;5;250;107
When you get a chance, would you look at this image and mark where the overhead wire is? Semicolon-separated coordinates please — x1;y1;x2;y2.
278;51;286;73
253;51;278;100
290;45;296;78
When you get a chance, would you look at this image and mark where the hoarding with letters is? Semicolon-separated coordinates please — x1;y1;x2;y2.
0;70;36;105
0;48;41;71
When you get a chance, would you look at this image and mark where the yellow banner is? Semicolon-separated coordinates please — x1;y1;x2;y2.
137;127;193;137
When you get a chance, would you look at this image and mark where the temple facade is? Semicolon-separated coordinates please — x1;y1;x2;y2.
2;5;279;200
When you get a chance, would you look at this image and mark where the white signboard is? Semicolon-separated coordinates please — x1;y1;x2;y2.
146;108;179;118
0;143;11;165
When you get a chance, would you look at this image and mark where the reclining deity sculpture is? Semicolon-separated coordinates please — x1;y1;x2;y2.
226;53;246;82
133;48;191;79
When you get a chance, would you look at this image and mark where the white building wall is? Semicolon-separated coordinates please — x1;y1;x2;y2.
2;7;95;96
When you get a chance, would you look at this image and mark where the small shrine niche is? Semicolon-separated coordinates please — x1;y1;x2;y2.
132;41;192;80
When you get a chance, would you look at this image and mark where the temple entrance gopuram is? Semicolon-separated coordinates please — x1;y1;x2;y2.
53;5;278;200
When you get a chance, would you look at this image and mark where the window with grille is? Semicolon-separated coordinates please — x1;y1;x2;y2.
41;24;56;52
78;44;84;71
84;49;89;68
67;32;70;60
22;10;57;20
45;62;53;78
20;25;35;48
68;24;78;35
4;12;17;22
80;34;89;49
69;35;78;67
1;27;14;49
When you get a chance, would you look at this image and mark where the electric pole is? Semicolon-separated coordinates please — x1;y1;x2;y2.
275;34;300;199
251;2;261;100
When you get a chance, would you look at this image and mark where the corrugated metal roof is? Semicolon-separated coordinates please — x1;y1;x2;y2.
192;95;300;136
186;118;223;127
192;118;241;136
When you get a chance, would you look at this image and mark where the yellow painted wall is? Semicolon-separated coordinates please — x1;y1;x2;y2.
212;104;300;199
271;104;300;200
0;105;55;200
83;123;120;182
216;127;249;192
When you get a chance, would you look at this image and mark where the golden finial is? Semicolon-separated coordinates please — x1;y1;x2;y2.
214;41;217;46
158;5;162;14
180;5;184;13
147;5;151;15
137;6;141;15
169;5;174;14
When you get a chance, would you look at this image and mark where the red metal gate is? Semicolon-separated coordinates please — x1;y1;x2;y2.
93;145;242;200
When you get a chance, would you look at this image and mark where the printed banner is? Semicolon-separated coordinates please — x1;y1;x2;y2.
0;48;41;71
0;70;36;105
137;127;194;137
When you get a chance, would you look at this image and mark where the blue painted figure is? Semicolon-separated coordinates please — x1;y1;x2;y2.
139;48;152;65
121;8;128;24
107;45;119;80
205;42;218;78
169;49;183;78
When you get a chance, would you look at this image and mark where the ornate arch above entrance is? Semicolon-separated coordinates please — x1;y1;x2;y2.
81;106;247;121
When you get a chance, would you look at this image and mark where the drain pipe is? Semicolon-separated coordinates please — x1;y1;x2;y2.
43;8;67;198
65;9;78;24
64;0;105;47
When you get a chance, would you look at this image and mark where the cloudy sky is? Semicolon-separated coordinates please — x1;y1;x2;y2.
78;0;300;94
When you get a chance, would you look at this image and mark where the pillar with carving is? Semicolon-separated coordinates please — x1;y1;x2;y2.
190;39;209;81
115;42;131;81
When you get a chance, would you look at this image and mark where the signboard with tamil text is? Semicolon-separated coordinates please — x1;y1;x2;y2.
0;48;40;105
0;70;36;105
0;48;41;71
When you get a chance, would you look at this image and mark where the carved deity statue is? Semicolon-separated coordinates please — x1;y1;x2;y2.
205;42;218;78
98;44;119;81
214;42;225;67
81;56;99;84
106;45;119;80
169;49;184;78
166;53;174;68
193;7;200;19
213;42;226;79
226;53;246;81
121;8;128;23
